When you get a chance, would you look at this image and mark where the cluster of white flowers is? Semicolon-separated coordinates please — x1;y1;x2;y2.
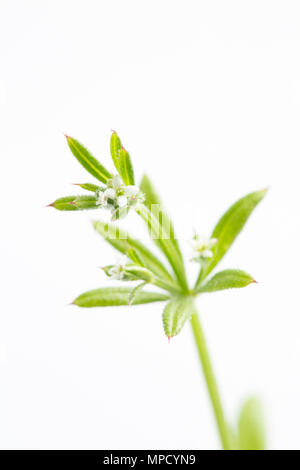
191;234;218;261
96;175;145;220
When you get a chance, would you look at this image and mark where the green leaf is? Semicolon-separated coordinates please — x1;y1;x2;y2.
162;297;192;338
137;205;188;291
140;174;161;208
128;282;148;305
197;269;256;294
125;265;154;283
49;195;98;211
73;183;100;192
110;131;122;173
238;398;265;450
73;287;169;307
66;136;112;183
119;147;135;185
48;196;78;211
140;174;182;258
196;189;267;287
93;220;175;285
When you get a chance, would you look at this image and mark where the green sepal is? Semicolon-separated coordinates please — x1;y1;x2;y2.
66;136;112;183
197;269;256;294
73;287;169;307
119;147;135;185
162;297;192;338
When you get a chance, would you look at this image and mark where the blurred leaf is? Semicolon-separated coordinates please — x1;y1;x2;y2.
66;136;112;183
49;195;98;211
196;189;267;287
197;269;256;294
140;174;161;208
238;398;265;450
227;425;240;450
73;183;100;192
119;147;135;185
110;131;122;173
73;287;169;307
137;205;188;291
162;297;192;338
93;220;175;285
140;174;182;258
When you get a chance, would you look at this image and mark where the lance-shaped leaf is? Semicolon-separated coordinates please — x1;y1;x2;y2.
73;287;169;307
93;220;176;286
49;195;98;211
66;136;112;183
137;205;188;291
195;189;267;287
162;297;193;338
48;196;77;211
110;131;122;173
119;147;135;185
73;183;100;192
125;265;155;283
238;398;265;450
140;174;182;259
197;269;256;294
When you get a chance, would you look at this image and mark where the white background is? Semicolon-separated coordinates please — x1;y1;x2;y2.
0;0;299;450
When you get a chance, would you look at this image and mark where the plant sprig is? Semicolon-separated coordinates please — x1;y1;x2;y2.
49;131;267;450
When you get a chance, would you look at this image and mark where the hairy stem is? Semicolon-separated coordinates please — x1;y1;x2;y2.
190;310;231;450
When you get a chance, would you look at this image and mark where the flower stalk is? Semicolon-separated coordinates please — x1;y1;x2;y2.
190;310;231;450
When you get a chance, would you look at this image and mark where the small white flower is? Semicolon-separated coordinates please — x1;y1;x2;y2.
96;190;107;207
125;185;145;206
111;175;123;192
108;255;128;280
124;185;139;197
117;195;128;208
104;188;116;200
191;234;218;261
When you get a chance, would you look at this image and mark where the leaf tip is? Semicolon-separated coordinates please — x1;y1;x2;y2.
259;187;269;198
45;202;54;208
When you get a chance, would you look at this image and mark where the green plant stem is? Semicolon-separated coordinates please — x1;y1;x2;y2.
190;310;231;450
